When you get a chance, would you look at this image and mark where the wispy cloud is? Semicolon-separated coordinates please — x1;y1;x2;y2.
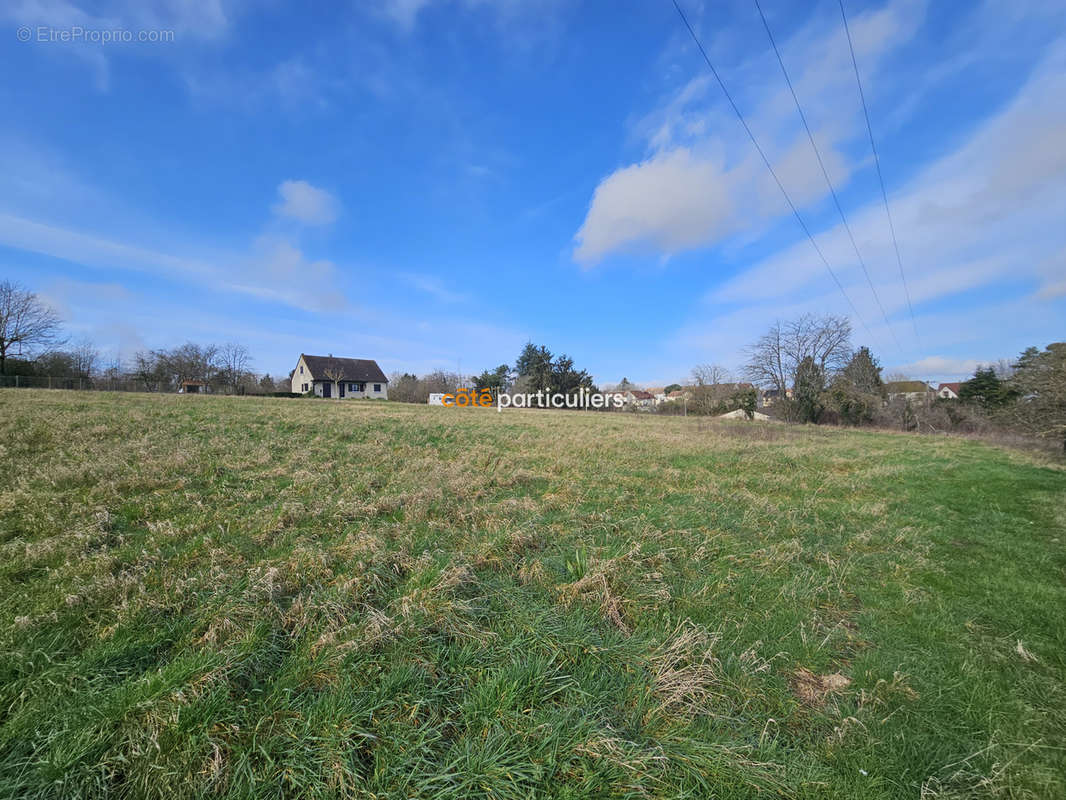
272;180;339;226
398;272;468;304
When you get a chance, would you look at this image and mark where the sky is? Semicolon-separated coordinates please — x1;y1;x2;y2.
2;0;1064;387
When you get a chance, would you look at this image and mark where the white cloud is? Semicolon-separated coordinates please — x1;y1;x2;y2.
574;149;741;264
575;0;924;265
893;355;981;379
272;180;339;226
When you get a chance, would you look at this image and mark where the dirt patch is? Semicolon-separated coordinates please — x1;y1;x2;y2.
791;668;851;706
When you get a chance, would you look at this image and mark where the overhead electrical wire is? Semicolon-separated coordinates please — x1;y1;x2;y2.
669;0;880;346
838;0;919;342
753;0;902;354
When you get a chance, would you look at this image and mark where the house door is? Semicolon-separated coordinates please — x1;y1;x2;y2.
322;382;331;398
339;382;345;398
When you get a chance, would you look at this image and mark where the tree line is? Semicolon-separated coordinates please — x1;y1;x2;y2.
734;313;1065;451
0;279;283;394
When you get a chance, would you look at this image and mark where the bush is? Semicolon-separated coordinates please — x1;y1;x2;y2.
826;379;880;426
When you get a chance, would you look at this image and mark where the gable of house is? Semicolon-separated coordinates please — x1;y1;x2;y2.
937;382;961;398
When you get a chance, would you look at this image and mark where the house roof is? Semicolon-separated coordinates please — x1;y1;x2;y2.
666;389;688;398
301;355;388;384
937;382;961;392
629;389;654;400
885;380;931;393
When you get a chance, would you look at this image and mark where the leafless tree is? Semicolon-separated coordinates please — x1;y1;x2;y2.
691;363;732;387
743;322;789;392
133;350;166;392
70;338;99;379
158;343;219;388
323;366;345;398
744;314;853;390
218;343;252;394
0;280;64;374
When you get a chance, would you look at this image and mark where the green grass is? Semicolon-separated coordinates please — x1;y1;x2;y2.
0;390;1064;799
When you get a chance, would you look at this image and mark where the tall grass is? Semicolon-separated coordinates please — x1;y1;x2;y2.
0;391;1063;798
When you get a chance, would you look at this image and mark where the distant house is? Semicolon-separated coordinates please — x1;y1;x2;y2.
760;388;792;407
665;389;691;402
885;380;933;403
178;380;209;394
628;389;655;408
601;389;654;409
644;387;668;405
937;382;962;400
291;354;389;399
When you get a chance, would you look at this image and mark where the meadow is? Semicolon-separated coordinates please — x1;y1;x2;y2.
0;390;1063;799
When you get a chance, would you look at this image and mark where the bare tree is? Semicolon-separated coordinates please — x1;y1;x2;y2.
0;280;64;374
158;343;219;388
323;366;345;399
743;322;788;392
70;338;99;379
133;350;166;392
691;364;732;387
745;314;853;390
218;343;252;394
786;314;852;376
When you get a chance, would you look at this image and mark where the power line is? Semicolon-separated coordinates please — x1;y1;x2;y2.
838;0;919;342
752;0;902;354
669;0;878;346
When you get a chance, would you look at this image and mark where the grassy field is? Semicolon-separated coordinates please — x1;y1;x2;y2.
1;390;1064;799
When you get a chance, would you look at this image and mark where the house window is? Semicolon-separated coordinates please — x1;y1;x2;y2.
302;383;308;392
374;383;381;392
299;365;303;374
349;383;357;392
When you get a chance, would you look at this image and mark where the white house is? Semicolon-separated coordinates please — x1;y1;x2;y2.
937;382;961;400
291;354;389;399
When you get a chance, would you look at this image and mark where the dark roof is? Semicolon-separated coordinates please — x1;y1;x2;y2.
301;355;388;384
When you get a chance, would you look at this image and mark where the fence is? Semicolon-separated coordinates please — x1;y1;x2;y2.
0;375;302;397
0;375;124;391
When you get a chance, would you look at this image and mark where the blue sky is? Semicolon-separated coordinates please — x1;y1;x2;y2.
2;0;1064;386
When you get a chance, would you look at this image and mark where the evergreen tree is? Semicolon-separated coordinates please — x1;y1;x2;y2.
514;342;554;392
842;346;884;395
474;364;511;393
793;356;825;423
959;367;1012;408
